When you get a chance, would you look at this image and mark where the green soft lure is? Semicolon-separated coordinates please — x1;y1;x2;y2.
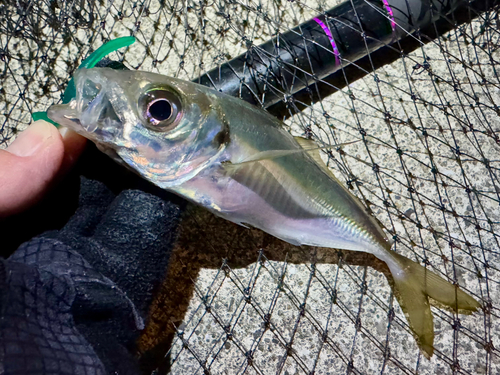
32;36;136;127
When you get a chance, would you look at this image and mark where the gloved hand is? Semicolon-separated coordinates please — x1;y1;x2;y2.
0;177;182;375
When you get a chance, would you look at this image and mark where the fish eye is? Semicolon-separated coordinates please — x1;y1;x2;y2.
149;99;171;121
139;88;182;130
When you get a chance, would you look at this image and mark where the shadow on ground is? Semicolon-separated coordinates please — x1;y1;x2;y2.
138;205;392;374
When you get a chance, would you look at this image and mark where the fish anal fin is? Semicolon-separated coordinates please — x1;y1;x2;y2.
389;252;481;358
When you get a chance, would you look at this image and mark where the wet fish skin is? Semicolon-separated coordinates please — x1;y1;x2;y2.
48;68;480;357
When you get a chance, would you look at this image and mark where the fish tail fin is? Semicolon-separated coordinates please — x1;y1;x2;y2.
389;252;481;358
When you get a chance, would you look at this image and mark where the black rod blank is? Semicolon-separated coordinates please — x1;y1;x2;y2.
194;0;480;108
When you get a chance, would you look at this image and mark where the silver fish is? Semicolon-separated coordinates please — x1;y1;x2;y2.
48;68;480;357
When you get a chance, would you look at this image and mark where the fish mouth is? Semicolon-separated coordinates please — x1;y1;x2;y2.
47;70;122;144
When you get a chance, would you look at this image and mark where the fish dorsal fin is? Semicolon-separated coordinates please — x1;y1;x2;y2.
294;136;359;203
294;136;339;180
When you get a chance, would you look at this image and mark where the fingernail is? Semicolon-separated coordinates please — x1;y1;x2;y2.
6;120;57;157
58;126;81;142
58;126;70;139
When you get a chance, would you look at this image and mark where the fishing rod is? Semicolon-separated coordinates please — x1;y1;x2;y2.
195;0;494;111
33;0;495;127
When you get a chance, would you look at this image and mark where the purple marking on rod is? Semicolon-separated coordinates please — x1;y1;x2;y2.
313;17;340;66
381;0;396;32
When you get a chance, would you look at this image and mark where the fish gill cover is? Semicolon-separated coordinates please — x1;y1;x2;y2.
0;0;499;374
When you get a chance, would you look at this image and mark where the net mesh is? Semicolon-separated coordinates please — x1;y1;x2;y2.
1;0;499;374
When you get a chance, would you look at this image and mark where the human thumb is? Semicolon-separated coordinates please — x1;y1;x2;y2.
0;121;85;218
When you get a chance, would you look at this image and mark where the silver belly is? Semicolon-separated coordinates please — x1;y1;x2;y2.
173;166;399;272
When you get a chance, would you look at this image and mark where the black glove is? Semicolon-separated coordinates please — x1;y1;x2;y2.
0;177;182;375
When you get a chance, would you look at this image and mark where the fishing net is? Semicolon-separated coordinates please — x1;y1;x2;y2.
1;0;499;374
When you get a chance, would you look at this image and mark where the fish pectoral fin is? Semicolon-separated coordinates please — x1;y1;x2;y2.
230;148;325;166
389;252;481;358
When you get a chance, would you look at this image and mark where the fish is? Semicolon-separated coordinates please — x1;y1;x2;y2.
47;67;481;357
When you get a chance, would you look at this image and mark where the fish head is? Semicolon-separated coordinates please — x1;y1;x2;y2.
48;68;229;187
